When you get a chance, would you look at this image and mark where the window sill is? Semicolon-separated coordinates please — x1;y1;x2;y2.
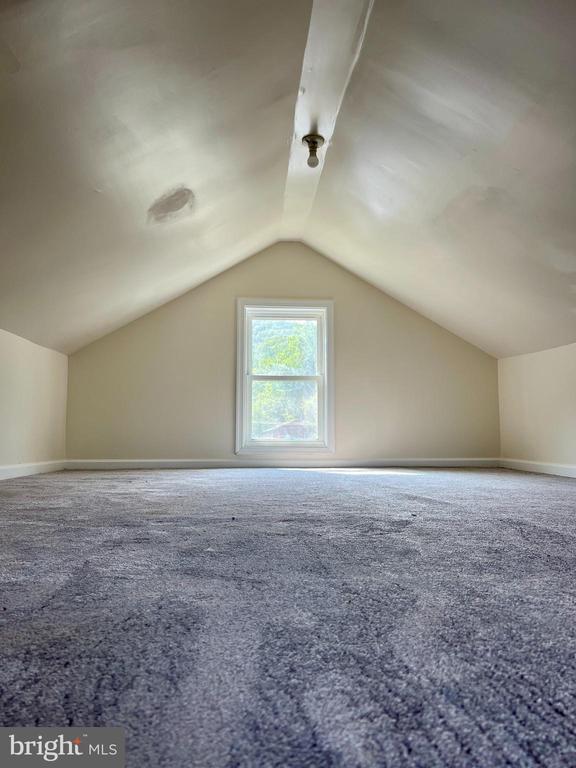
236;444;335;456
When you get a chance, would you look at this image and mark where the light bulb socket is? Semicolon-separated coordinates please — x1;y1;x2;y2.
303;133;325;169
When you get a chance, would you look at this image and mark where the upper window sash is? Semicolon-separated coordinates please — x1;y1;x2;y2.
246;310;325;378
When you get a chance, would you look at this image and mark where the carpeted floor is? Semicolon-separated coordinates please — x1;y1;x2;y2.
0;468;575;767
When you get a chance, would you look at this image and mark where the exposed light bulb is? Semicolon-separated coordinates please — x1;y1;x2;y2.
307;150;319;168
302;133;325;170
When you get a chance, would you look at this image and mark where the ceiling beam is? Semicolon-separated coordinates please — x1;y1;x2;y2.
279;0;374;240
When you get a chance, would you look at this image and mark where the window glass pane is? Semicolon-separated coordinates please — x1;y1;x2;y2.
251;318;318;375
251;380;319;441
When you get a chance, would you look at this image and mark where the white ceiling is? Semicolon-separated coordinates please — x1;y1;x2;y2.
1;0;575;356
305;0;576;357
0;0;311;351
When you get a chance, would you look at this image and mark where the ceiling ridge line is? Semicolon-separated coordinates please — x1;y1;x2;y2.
278;0;374;241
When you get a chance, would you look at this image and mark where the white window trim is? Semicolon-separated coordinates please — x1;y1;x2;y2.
236;298;334;455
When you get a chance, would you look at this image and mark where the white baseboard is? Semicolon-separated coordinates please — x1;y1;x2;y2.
499;458;576;479
2;458;573;479
0;460;67;481
65;457;500;470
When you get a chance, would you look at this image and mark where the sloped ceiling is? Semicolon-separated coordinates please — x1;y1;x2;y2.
0;0;311;351
305;0;576;357
1;0;575;356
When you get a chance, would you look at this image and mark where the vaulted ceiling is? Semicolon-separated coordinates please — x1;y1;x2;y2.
1;0;575;356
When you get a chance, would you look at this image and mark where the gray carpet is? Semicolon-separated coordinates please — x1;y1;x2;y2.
1;468;575;767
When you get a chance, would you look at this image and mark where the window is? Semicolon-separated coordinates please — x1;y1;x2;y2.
236;299;334;453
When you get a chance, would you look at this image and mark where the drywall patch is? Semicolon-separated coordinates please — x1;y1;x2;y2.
147;186;194;223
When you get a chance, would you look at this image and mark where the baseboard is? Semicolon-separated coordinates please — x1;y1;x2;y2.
499;459;576;479
4;458;573;479
65;457;500;470
0;460;67;481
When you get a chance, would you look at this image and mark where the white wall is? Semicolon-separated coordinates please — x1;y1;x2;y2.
0;328;68;478
67;243;500;464
499;342;576;477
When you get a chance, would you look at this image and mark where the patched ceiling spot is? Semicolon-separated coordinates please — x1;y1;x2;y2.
147;187;194;224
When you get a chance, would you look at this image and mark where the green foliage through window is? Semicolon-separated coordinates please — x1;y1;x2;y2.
251;319;317;375
251;319;319;440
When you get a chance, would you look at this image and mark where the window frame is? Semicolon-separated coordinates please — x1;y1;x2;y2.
235;298;334;455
